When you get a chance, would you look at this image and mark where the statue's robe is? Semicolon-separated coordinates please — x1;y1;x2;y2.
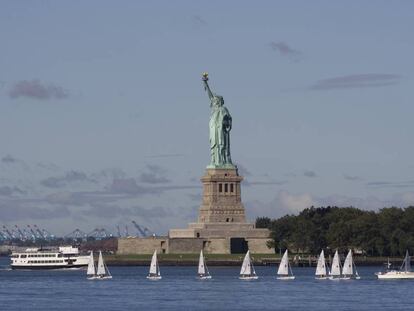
209;106;232;166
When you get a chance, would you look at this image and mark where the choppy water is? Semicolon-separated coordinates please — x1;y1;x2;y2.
1;257;414;310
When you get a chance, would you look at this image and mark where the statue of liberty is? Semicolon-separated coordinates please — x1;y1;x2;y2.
202;73;234;168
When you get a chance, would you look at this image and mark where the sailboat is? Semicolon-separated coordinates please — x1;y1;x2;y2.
147;250;162;280
95;251;112;279
86;251;97;280
315;250;329;280
197;250;211;279
342;249;360;280
239;251;258;280
329;250;342;280
277;249;295;280
377;250;414;279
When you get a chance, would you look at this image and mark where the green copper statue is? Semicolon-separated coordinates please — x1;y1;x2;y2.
202;73;234;168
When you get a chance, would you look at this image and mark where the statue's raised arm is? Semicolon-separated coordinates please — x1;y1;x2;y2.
202;72;214;101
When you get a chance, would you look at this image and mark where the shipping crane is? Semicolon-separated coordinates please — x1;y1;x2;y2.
87;228;112;239
33;225;45;239
65;228;87;240
27;225;40;239
116;225;122;237
3;225;15;239
131;220;153;237
14;225;27;240
124;225;129;237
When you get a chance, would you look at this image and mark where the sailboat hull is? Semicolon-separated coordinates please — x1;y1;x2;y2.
315;276;329;280
198;275;212;280
87;275;112;280
328;276;342;281
239;276;259;280
329;276;355;280
147;275;162;280
277;276;295;280
377;271;414;279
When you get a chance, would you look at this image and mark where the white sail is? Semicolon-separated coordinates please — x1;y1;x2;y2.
198;250;206;275
149;250;159;276
342;250;353;276
330;250;341;276
240;251;252;276
96;251;106;276
87;251;95;276
277;250;289;276
315;250;327;276
401;250;411;272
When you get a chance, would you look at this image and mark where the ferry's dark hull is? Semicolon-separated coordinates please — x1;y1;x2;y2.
11;264;87;270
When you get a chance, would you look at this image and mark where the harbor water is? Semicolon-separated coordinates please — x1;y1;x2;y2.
1;257;414;310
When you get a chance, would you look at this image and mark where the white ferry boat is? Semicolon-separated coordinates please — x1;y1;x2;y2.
10;246;89;270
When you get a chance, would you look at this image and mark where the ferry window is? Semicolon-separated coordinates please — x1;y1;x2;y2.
225;183;228;192
230;183;234;192
219;183;222;192
21;255;27;258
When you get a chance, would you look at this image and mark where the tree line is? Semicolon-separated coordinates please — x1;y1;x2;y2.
256;206;414;256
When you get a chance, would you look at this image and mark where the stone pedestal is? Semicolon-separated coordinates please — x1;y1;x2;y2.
168;166;274;254
198;168;245;223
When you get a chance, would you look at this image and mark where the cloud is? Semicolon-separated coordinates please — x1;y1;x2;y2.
139;165;170;184
108;178;160;195
40;171;96;188
247;190;315;219
0;186;25;197
45;191;123;207
192;15;208;28
9;80;69;100
310;74;401;90
243;178;287;187
366;180;414;189
269;41;302;61
276;190;315;214
246;190;414;219
145;153;184;159
0;200;70;222
82;204;174;219
304;170;317;178
343;174;362;181
188;193;202;202
37;162;60;171
236;163;252;177
1;155;18;164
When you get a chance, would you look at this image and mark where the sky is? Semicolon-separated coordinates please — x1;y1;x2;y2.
1;1;414;236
